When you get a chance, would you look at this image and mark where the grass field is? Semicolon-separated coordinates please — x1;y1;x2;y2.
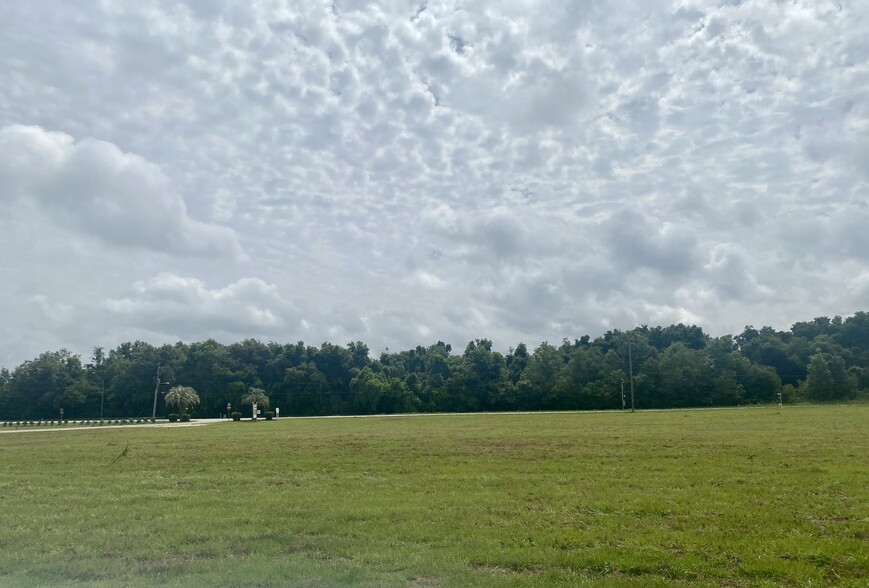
1;406;867;587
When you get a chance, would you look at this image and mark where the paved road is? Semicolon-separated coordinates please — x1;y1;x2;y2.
2;404;802;434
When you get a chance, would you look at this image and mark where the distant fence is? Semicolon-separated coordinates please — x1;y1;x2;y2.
1;418;162;428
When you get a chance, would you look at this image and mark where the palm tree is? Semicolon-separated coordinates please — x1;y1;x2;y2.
164;385;200;416
241;387;269;418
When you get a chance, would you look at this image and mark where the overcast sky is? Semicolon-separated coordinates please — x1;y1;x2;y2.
1;0;867;368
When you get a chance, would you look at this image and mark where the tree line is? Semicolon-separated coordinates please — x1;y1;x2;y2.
1;312;867;420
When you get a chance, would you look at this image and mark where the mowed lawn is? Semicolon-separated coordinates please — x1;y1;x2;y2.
0;406;867;587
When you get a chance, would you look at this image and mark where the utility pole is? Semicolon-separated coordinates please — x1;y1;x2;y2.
152;365;162;420
629;342;635;413
621;379;625;410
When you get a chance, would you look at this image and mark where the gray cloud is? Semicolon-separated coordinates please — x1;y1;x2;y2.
0;125;242;259
105;273;300;339
1;0;868;367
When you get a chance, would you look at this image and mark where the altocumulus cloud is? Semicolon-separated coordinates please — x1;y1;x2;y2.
1;0;869;368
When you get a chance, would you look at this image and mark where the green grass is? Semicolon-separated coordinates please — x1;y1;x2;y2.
1;406;867;587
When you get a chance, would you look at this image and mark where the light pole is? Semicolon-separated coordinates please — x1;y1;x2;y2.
151;365;171;419
628;342;635;413
621;379;625;410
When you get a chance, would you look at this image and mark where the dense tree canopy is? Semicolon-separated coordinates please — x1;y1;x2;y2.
1;313;867;420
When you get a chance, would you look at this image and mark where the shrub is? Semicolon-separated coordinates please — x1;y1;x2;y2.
231;412;242;421
167;414;179;423
264;411;275;421
179;414;191;422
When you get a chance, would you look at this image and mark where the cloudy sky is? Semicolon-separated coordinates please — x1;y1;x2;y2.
1;0;867;368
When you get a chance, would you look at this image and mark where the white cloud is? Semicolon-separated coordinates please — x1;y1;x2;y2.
105;274;299;338
0;125;242;259
1;0;868;367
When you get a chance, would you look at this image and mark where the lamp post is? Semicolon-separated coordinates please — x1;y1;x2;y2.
151;365;172;419
628;342;635;413
621;379;625;410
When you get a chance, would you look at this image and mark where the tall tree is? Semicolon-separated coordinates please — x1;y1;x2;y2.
804;352;856;401
4;350;85;419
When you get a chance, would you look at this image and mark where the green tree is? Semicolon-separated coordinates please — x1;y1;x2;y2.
837;311;869;350
282;363;338;415
164;385;200;416
738;326;806;386
517;342;565;409
349;367;419;414
101;341;182;417
181;340;235;417
0;367;11;417
743;364;781;404
655;343;713;407
4;350;85;419
554;346;623;410
506;343;529;384
648;324;708;351
803;352;856;401
241;386;270;417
